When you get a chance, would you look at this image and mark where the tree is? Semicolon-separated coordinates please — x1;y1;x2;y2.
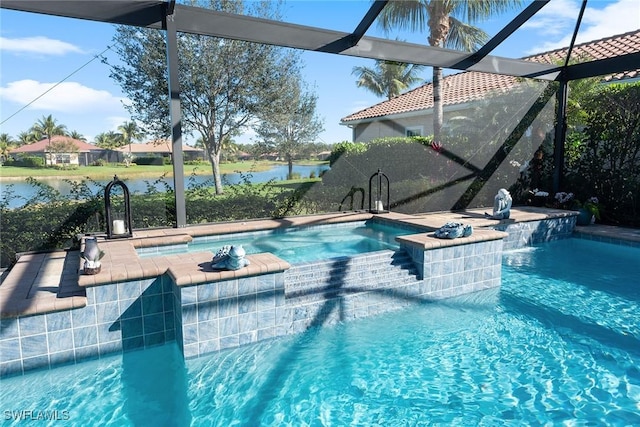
108;0;300;194
352;59;425;100
255;76;324;178
30;115;67;142
30;115;67;166
94;131;123;150
221;138;242;162
378;0;523;141
17;131;34;146
0;134;15;163
118;121;144;167
0;133;15;146
69;130;87;141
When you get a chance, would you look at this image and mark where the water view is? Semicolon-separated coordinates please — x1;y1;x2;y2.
0;164;328;209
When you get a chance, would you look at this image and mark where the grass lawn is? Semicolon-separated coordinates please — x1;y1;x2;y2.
0;160;328;181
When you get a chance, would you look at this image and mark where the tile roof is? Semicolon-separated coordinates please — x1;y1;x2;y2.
342;30;640;123
10;135;101;153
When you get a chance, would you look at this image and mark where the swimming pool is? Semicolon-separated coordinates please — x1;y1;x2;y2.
2;238;639;425
138;220;419;263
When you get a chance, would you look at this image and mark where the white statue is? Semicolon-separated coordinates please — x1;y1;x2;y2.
211;245;250;270
485;188;512;219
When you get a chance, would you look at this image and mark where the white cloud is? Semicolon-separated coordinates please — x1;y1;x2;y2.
524;0;640;54
522;0;580;36
0;79;126;114
577;0;640;43
0;36;84;55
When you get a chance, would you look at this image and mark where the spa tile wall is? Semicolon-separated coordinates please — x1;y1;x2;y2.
0;276;175;377
494;217;576;250
402;238;503;300
178;240;504;357
177;273;286;358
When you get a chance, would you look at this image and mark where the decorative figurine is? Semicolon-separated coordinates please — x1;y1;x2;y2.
211;245;250;270
434;222;473;239
81;236;104;274
485;188;512;219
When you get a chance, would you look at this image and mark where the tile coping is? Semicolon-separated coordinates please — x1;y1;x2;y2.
3;207;633;320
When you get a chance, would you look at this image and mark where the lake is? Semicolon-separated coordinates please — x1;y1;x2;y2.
0;164;329;209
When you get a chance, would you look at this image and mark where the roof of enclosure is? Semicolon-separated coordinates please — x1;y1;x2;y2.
342;29;640;124
1;0;639;84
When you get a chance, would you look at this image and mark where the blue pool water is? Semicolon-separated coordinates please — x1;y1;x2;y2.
2;238;640;426
139;221;416;263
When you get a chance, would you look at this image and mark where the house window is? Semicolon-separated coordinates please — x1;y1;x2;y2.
55;154;71;164
405;126;423;137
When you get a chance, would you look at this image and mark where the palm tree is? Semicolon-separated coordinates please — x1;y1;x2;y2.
17;131;35;146
69;130;87;141
378;0;523;141
221;137;241;162
0;133;15;164
30;115;67;165
118;121;144;167
352;60;425;100
30;115;67;141
94;131;122;150
0;133;14;146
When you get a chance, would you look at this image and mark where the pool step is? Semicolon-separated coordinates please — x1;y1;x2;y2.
284;249;420;304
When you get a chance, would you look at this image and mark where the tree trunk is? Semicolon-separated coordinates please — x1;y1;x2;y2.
427;1;448;145
433;66;443;142
207;149;224;195
287;155;293;179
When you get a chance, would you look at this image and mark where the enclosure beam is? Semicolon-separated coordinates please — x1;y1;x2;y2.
164;6;187;228
552;80;569;194
451;0;551;70
564;52;640;80
0;0;560;80
316;0;388;53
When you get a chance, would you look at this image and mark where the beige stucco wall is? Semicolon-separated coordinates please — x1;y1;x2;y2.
350;109;465;143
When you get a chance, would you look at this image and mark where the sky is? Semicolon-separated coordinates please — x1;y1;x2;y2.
0;0;638;146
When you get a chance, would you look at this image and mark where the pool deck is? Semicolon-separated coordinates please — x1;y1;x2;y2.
1;207;638;319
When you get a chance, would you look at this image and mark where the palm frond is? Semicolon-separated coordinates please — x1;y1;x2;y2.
445;16;489;51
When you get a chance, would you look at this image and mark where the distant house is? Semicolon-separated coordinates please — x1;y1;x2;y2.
9;135;105;166
116;139;204;162
340;30;640;142
237;151;253;161
315;151;332;161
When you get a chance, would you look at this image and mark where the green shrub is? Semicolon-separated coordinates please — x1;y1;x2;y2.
14;155;45;168
564;82;640;226
134;156;164;165
327;141;367;166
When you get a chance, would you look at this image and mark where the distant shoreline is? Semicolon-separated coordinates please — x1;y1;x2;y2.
0;161;328;182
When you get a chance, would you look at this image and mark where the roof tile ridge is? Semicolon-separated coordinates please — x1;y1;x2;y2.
521;29;640;61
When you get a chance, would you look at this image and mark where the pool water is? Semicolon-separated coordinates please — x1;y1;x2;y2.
2;238;640;426
140;221;416;263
